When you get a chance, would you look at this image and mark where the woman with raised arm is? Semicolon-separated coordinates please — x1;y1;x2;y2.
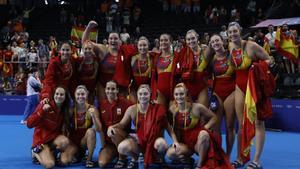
66;85;102;168
166;83;233;169
27;86;73;168
108;84;179;169
209;34;236;156
82;21;136;99
98;81;133;168
227;22;273;169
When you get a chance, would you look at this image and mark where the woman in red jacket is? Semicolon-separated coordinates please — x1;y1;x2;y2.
98;80;133;168
27;86;73;168
40;42;76;103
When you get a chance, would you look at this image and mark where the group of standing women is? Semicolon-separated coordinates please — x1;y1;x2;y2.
27;20;273;169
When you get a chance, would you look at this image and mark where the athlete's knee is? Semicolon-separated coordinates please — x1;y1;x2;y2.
154;137;168;153
86;128;96;138
43;160;55;169
198;131;210;145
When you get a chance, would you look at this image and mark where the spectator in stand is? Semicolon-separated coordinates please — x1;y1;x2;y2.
204;5;212;24
37;39;49;75
106;14;113;33
14;68;27;95
254;29;265;47
21;68;41;124
48;36;58;51
22;7;34;27
210;6;220;25
133;5;142;27
246;0;256;25
0;21;12;46
220;25;228;40
219;6;228;25
122;8;131;30
120;27;130;44
265;25;276;51
256;8;265;23
192;0;200;14
28;47;38;69
230;5;237;21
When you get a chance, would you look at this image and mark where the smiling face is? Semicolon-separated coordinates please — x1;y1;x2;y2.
137;86;151;104
138;39;149;55
82;42;94;59
105;81;118;101
228;25;241;43
186;32;198;49
159;34;171;51
108;33;120;50
60;43;72;63
210;35;224;52
75;87;88;105
174;86;186;104
54;87;66;105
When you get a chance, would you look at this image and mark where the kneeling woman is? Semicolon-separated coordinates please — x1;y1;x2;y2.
107;84;179;169
27;86;72;168
68;85;102;168
167;83;233;169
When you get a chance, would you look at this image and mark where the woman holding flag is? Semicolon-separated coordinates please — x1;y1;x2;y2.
227;22;273;169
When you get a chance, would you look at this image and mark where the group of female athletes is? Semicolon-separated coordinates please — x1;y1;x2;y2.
27;20;273;169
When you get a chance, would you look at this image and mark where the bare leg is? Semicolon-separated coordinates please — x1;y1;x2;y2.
211;94;224;137
194;130;210;167
223;91;236;157
234;87;245;163
197;87;209;108
118;138;139;160
33;144;55;169
81;128;96;161
98;144;118;167
246;120;265;169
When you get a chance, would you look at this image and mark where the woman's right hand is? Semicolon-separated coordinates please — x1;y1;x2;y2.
42;103;51;112
41;98;49;104
87;21;98;29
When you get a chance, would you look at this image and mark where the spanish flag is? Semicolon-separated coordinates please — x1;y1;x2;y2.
71;26;98;42
240;68;257;163
2;63;13;77
275;27;299;63
263;37;271;55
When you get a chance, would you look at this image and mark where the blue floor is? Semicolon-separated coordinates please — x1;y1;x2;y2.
0;115;300;169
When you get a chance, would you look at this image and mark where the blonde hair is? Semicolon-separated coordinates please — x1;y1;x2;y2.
186;29;199;39
75;85;89;95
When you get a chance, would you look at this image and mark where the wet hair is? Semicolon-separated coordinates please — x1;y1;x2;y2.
174;83;188;93
160;33;173;42
228;22;242;31
186;29;199;39
137;84;151;94
106;80;118;89
138;36;150;46
75;85;89;95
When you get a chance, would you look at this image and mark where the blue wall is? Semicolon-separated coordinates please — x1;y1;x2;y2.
0;96;299;132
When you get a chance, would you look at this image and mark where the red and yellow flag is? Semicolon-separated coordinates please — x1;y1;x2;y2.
275;27;299;63
70;26;98;42
240;69;257;163
263;37;271;54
